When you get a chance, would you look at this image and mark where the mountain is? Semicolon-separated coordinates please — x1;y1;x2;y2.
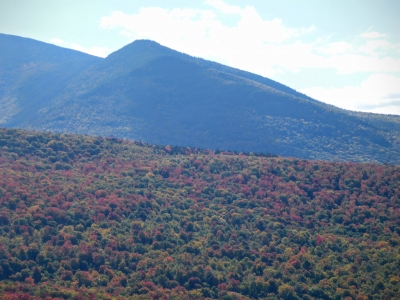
0;127;399;299
1;33;400;164
0;34;101;126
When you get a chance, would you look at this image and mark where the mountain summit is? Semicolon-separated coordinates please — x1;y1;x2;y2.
1;34;400;163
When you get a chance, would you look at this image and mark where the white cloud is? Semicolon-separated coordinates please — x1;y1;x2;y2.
325;54;400;74
99;6;317;77
317;41;354;55
99;3;400;77
299;74;400;114
102;7;309;41
100;6;311;47
359;40;392;56
361;31;388;39
50;38;64;45
50;38;112;58
68;43;112;58
204;0;242;15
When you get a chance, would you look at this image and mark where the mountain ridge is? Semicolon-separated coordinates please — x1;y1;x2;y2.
0;33;101;126
113;39;321;103
1;33;400;164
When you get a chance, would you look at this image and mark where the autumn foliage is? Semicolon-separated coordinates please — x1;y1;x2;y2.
0;128;399;299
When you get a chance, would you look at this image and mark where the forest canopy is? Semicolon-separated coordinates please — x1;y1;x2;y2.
0;128;399;299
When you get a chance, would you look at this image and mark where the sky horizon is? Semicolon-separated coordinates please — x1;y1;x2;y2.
1;0;400;115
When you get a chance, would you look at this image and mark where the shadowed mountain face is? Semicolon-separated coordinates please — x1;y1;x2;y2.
0;34;101;125
1;34;400;163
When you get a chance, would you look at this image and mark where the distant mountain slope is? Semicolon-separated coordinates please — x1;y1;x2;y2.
1;36;400;163
0;33;101;125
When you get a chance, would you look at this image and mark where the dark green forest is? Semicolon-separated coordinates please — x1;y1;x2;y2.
0;128;399;299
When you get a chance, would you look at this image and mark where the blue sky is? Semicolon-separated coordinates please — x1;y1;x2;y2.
1;0;400;114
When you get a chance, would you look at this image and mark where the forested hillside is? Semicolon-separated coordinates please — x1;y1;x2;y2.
0;127;399;299
2;34;400;164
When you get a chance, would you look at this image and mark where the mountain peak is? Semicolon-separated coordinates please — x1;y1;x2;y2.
106;39;177;59
2;34;400;164
131;39;162;46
